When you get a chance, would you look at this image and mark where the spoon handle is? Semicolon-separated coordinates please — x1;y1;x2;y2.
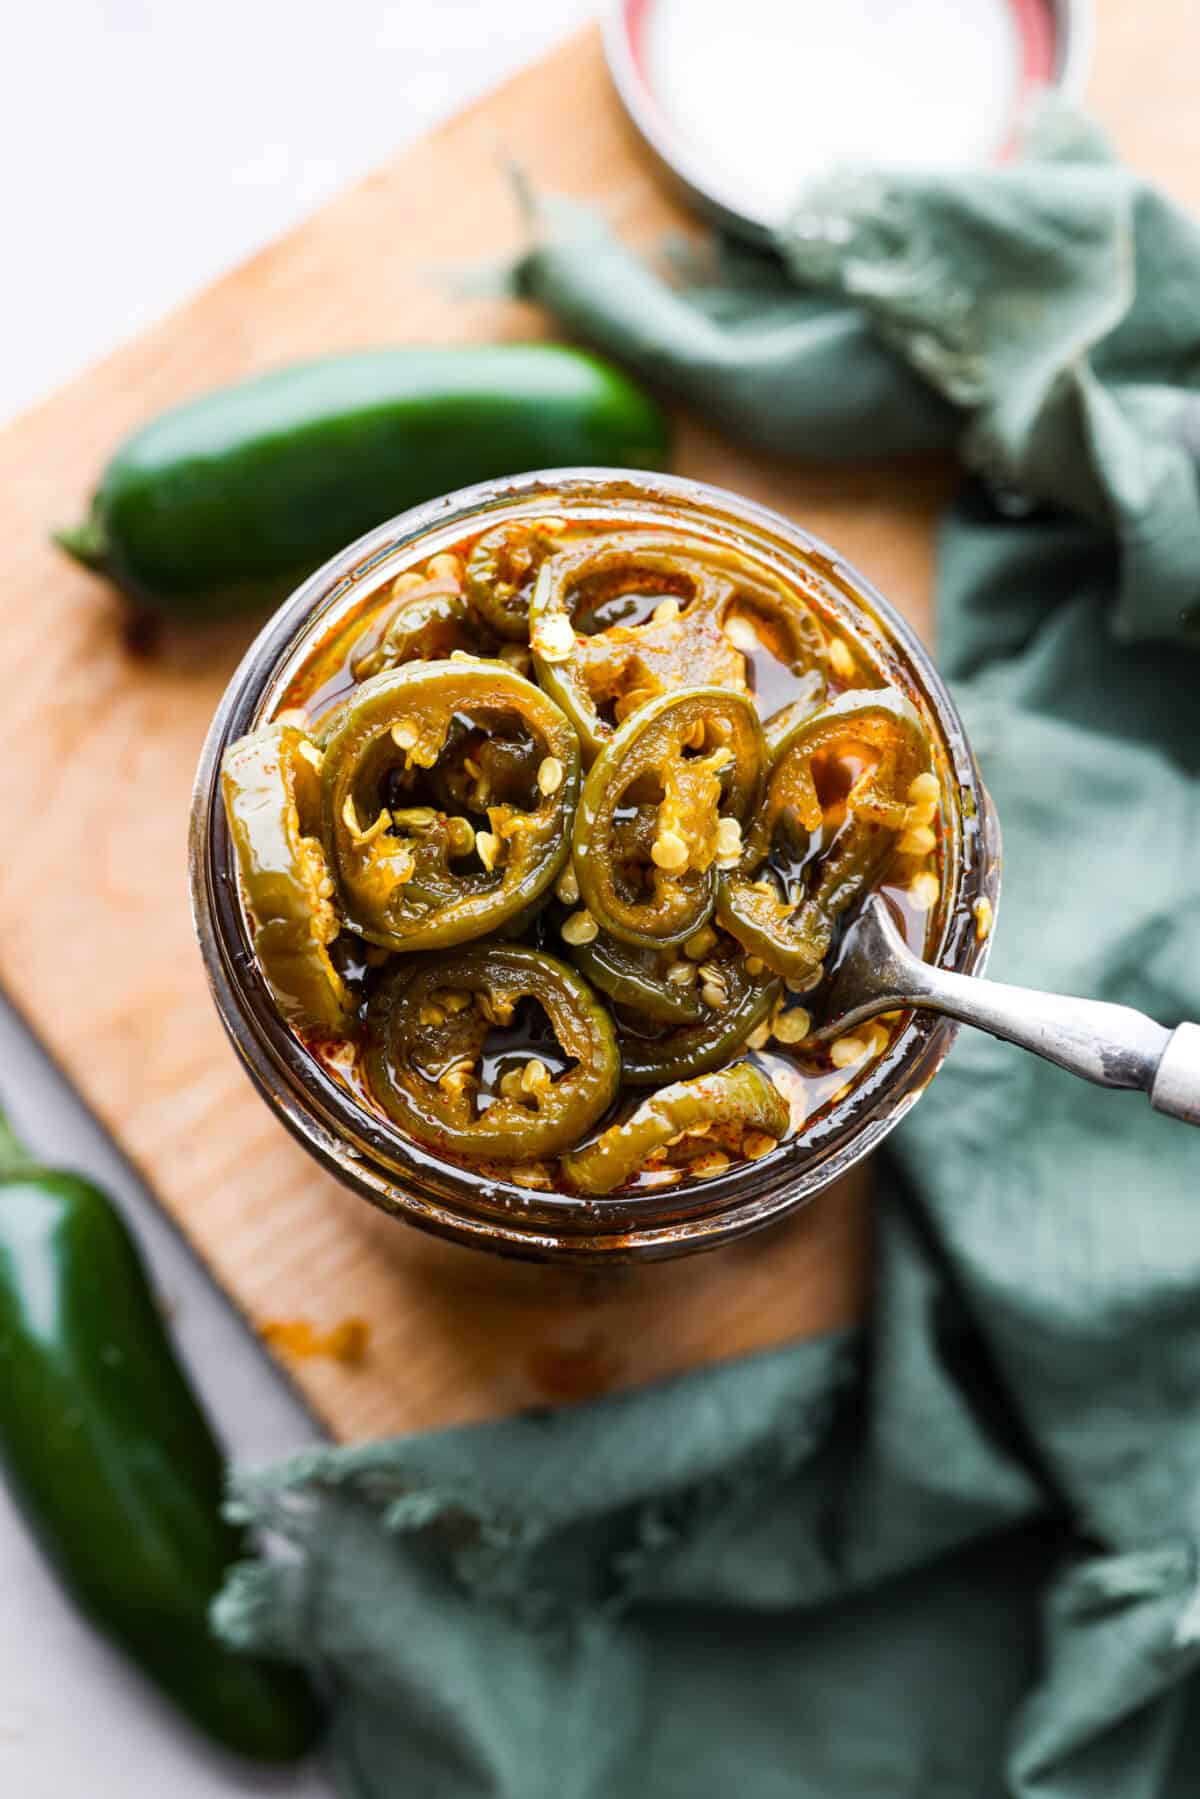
849;899;1200;1125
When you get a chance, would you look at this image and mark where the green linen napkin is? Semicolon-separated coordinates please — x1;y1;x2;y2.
217;108;1200;1797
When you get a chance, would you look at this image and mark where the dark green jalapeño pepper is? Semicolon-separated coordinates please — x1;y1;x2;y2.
364;946;620;1163
0;1111;321;1761
55;345;670;619
717;687;931;981
321;659;580;952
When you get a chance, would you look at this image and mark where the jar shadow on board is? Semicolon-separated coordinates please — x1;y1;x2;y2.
189;470;1001;1289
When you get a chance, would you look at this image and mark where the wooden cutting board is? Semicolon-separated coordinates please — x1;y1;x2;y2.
0;9;1193;1441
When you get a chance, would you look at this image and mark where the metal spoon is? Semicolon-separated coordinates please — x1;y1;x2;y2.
811;895;1200;1126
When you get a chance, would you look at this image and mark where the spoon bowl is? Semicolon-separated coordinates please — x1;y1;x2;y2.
811;895;1200;1126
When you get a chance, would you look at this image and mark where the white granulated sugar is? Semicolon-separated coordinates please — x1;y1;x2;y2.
644;0;1022;223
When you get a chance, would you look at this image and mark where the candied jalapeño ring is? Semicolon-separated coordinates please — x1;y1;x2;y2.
320;659;580;952
352;575;492;680
718;688;931;981
529;531;828;761
364;945;620;1162
568;932;705;1025
574;686;766;950
618;943;781;1086
220;724;356;1036
464;517;570;640
563;1063;789;1195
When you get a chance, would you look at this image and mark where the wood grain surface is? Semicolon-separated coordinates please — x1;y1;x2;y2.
0;9;1193;1441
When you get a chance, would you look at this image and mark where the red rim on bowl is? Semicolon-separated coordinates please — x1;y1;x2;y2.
605;0;1093;241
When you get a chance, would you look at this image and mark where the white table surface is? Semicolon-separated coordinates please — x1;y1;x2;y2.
1;4;592;1792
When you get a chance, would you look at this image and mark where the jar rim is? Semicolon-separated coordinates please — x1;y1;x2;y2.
189;468;1001;1263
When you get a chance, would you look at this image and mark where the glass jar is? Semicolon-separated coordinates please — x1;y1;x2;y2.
190;470;1000;1267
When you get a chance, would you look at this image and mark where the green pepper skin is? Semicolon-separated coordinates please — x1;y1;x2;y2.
574;687;765;949
54;346;671;619
364;946;620;1162
568;933;704;1026
529;531;827;762
221;724;356;1034
0;1131;321;1761
321;659;580;952
464;520;569;641
718;687;930;980
530;533;743;761
563;1062;789;1194
619;955;781;1086
352;577;494;680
